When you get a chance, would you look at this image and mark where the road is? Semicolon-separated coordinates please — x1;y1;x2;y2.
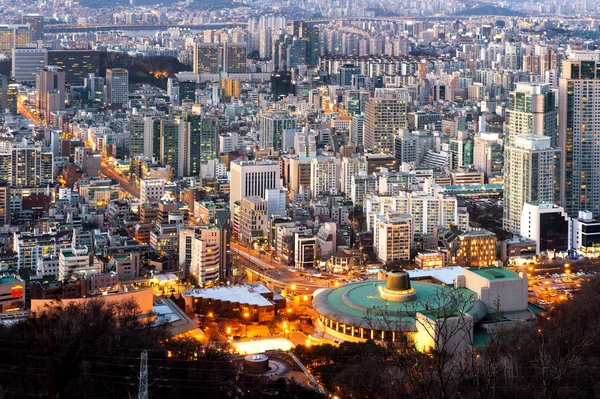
100;163;140;199
231;243;329;293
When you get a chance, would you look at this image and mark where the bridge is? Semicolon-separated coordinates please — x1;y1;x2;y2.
44;22;247;33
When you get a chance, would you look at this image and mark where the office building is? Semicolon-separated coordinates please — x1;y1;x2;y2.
456;229;498;267
394;130;434;166
270;70;294;100
364;89;409;154
167;78;180;105
230;160;281;210
569;211;600;257
258;110;296;150
339;64;361;87
449;134;474;169
106;68;129;106
159;118;183;178
140;178;165;204
58;246;96;281
11;48;46;83
506;83;557;146
350;115;364;148
0;25;31;54
47;50;101;85
295;233;316;269
559;52;600;217
22;15;44;41
36;66;66;124
473;133;503;181
520;203;569;254
223;43;247;73
193;43;219;74
237;196;268;244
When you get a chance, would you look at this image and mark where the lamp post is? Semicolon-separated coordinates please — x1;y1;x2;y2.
243;312;250;337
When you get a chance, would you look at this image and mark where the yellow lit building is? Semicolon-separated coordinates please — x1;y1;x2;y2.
0;25;31;54
456;229;498;267
221;78;241;99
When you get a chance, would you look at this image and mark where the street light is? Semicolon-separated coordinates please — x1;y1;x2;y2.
243;312;250;337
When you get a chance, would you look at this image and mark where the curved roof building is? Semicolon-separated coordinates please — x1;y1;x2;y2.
313;268;529;351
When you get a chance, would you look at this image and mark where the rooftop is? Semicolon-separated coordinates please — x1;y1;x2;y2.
184;284;274;307
467;267;520;280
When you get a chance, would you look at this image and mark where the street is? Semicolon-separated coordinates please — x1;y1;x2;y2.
100;163;140;198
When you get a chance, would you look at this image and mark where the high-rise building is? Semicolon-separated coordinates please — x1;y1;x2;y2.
22;15;44;41
10;141;53;187
270;70;294;100
223;43;247;73
364;89;409;154
473;133;503;181
167;78;180;105
394;130;434;166
350;115;364;148
183;115;218;176
503;135;561;234
159;118;183;178
193;43;219;74
140;178;165;204
258;109;296;150
11;48;46;83
449;134;474;169
106;68;129;106
374;213;413;263
179;226;222;283
0;25;31;54
230;160;281;211
559;52;600;217
47;50;101;86
506;82;557;146
36;66;66;123
339;64;361;87
310;156;340;198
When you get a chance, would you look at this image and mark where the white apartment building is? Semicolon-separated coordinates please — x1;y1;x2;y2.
310;156;340;198
374;213;413;263
140;178;165;204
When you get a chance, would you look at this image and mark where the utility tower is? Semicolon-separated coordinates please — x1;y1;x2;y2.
139;350;148;399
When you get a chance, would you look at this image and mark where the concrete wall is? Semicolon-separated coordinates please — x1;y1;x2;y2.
463;269;528;313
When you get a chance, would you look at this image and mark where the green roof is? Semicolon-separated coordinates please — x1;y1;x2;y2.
467;267;519;280
0;277;21;285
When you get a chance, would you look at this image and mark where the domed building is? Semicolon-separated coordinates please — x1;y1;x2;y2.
312;268;533;352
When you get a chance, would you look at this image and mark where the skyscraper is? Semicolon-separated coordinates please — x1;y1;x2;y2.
364;89;409;155
10;141;54;188
258;109;296;150
222;43;247;73
193;43;219;74
0;25;31;54
22;14;43;41
159;118;183;178
270;70;294;100
47;50;101;86
11;48;46;83
106;68;129;106
559;51;600;217
503;135;561;234
230;160;281;212
506;82;557;146
184;115;218;176
36;66;66;123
